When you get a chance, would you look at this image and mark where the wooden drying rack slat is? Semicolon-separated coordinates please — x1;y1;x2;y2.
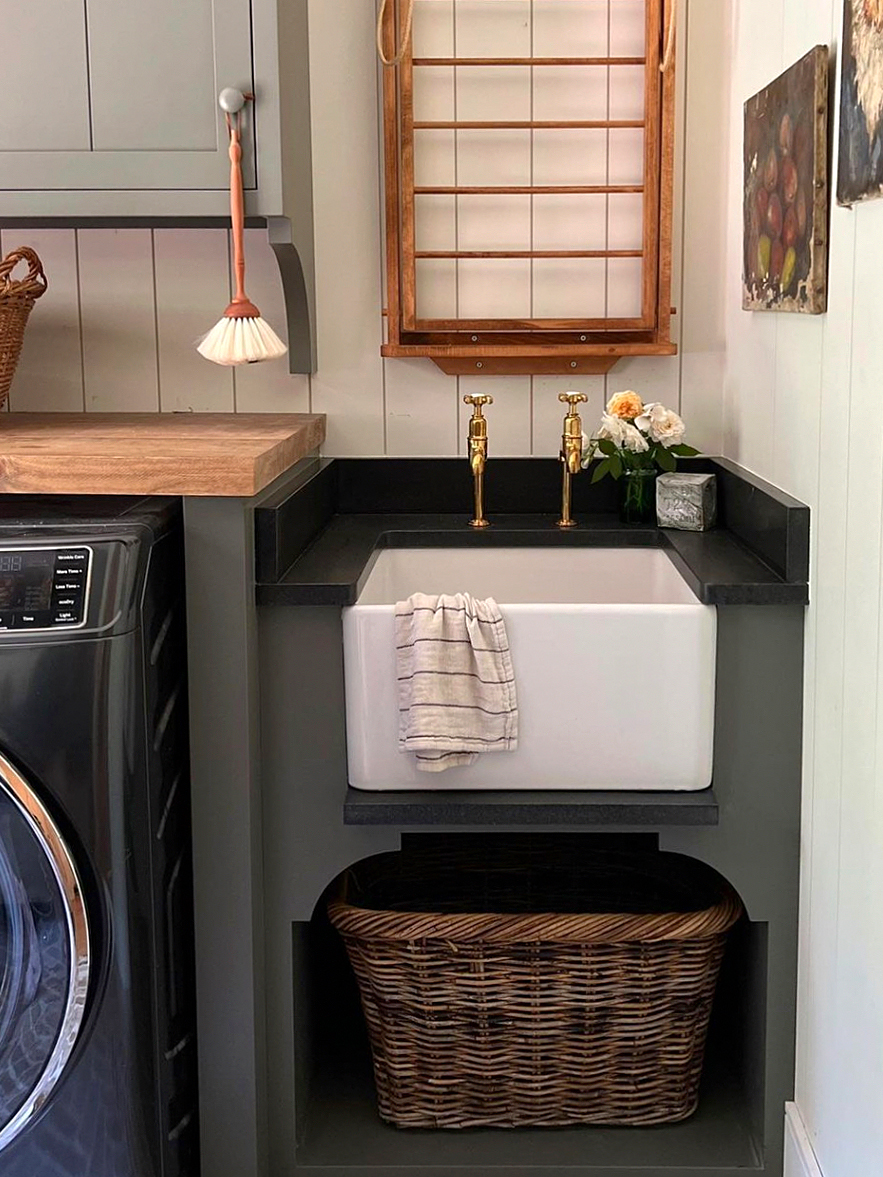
412;56;646;66
411;319;650;333
414;185;644;195
415;250;643;259
413;120;645;130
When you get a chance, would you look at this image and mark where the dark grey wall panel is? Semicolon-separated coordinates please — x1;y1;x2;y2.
184;497;268;1177
258;605;398;1177
253;601;804;1177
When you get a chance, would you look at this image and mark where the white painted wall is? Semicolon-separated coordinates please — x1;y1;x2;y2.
724;3;883;1175
1;0;730;463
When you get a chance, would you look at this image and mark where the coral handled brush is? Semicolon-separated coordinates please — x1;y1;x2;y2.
198;90;287;366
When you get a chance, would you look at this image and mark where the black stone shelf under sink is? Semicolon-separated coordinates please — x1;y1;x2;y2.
344;787;720;827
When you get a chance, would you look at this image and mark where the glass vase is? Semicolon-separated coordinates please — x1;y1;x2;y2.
619;468;657;525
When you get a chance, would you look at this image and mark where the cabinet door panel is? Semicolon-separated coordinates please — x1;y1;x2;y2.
0;1;91;151
0;0;254;191
88;0;219;151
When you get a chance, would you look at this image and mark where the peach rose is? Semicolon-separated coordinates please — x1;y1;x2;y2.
606;391;644;420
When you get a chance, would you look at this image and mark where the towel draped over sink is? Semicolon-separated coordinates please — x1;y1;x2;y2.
395;592;518;772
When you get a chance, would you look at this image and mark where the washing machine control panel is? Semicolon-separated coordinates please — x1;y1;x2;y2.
0;546;92;633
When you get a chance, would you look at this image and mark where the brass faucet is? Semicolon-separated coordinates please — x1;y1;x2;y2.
557;392;588;528
464;394;493;528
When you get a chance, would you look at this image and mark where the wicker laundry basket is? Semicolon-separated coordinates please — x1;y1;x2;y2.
0;247;48;409
328;842;743;1130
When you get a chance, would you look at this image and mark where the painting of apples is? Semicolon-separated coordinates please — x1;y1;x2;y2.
743;47;829;314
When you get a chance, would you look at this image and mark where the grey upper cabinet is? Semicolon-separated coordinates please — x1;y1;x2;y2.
0;0;316;371
0;0;257;206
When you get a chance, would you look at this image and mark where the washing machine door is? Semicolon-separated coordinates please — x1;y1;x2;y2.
0;752;90;1155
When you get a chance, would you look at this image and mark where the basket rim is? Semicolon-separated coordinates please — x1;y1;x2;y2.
327;863;744;945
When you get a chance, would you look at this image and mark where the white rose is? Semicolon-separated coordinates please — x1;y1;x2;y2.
621;422;650;453
595;412;629;446
635;402;686;448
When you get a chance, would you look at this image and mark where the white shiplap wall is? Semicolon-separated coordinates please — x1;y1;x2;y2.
1;0;729;461
725;3;883;1175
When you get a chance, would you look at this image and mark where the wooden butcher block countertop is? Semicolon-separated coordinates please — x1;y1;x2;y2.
0;413;326;497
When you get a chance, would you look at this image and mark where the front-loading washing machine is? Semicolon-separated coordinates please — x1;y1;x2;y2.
0;496;198;1177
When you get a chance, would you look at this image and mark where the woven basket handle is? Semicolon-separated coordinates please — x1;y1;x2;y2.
0;247;48;299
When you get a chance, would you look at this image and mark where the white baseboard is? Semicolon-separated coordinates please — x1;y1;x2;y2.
785;1104;824;1177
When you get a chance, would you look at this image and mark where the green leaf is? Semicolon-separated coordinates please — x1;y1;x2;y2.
656;446;676;473
610;452;623;479
669;444;700;457
596;437;617;457
591;458;612;483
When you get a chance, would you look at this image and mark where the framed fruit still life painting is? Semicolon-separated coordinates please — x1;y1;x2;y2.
743;47;829;314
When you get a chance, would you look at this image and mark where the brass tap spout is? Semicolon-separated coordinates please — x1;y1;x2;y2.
464;394;493;528
557;392;588;528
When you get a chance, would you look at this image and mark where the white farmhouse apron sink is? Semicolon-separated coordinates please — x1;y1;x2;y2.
343;547;716;792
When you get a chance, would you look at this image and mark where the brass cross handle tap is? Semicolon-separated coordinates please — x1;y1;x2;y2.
558;392;588;528
464;394;494;528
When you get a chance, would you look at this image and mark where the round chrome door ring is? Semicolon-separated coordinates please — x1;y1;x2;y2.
0;751;91;1153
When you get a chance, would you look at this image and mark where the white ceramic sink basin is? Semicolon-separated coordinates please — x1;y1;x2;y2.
343;548;716;792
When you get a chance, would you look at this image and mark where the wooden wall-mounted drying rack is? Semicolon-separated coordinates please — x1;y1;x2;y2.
380;0;678;376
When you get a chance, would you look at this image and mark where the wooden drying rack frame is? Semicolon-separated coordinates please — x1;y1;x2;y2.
380;0;678;375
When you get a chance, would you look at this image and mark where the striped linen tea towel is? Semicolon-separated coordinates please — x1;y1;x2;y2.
395;592;518;773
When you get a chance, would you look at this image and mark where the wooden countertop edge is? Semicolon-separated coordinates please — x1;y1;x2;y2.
0;414;326;497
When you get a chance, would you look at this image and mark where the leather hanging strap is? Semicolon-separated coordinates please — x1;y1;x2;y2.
377;0;416;67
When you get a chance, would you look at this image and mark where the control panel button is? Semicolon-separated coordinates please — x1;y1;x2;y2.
55;550;89;562
0;612;12;630
14;611;52;629
54;580;84;593
52;610;80;625
52;596;82;610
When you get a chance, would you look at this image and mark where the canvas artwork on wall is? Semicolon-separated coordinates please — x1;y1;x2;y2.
838;0;883;205
743;47;829;315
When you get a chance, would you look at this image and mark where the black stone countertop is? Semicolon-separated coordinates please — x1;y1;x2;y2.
255;458;810;608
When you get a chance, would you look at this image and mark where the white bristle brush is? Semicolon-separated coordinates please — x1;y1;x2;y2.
198;93;287;367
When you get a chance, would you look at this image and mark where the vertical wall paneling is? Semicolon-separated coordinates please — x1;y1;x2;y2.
385;358;460;455
459;375;533;457
307;0;385;455
678;0;728;453
232;229;311;414
153;229;235;413
725;2;883;1174
531;373;606;456
827;199;883;1176
78;229;161;412
1;228;85;412
721;0;783;473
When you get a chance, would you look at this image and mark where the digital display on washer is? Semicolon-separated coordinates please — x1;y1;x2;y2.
0;548;90;631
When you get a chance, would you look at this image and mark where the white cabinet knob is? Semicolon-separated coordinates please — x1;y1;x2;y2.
219;88;247;114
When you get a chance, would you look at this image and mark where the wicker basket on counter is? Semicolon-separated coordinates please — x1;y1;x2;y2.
0;247;48;408
328;842;743;1130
